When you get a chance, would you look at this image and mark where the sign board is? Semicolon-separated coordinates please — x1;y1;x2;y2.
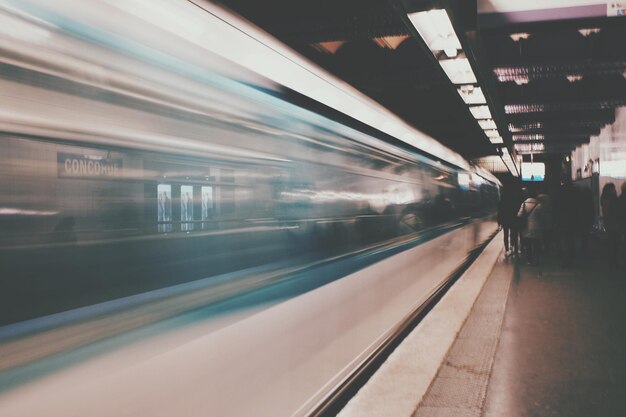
58;152;122;178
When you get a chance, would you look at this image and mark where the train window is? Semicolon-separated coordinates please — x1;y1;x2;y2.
201;186;214;224
157;184;172;232
181;185;194;231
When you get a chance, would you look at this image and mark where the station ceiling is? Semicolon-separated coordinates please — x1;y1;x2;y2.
216;0;626;160
479;0;626;156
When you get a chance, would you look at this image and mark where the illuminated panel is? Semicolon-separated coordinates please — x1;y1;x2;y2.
521;162;545;182
600;160;626;178
457;86;486;104
512;134;544;141
514;143;545;153
469;105;492;119
407;9;462;57
439;58;477;84
478;119;497;130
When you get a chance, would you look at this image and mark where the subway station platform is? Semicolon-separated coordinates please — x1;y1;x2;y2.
340;233;626;417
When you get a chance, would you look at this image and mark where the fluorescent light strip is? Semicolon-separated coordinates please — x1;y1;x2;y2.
484;129;500;138
489;136;503;144
407;9;461;54
478;119;497;130
469;105;492;119
458;86;486;104
439;58;477;84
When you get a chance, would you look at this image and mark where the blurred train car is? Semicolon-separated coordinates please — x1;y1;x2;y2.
0;0;500;416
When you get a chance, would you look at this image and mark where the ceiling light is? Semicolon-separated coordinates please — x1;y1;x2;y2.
509;33;530;42
439;57;477;84
566;74;583;82
513;134;544;141
513;76;529;85
407;9;462;54
469;105;492;119
578;28;601;37
515;143;545;153
490;136;504;144
312;40;346;54
457;86;486;104
478;119;497;130
509;122;542;132
372;35;410;50
444;48;458;58
484;129;500;138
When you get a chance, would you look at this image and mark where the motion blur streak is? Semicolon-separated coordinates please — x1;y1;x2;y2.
0;1;499;416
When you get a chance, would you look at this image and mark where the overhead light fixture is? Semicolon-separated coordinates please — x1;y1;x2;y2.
515;143;545;153
509;122;542;132
372;35;410;50
478;119;497;130
566;74;583;82
490;136;504;144
509;33;530;42
514;76;530;85
513;134;544;141
578;28;601;37
443;48;458;58
439;57;477;84
469;105;492;119
457;86;486;104
484;129;500;138
312;40;346;54
407;9;462;57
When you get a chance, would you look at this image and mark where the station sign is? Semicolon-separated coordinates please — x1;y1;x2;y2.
58;152;122;178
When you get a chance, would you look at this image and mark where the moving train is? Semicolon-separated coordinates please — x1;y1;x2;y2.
0;0;500;416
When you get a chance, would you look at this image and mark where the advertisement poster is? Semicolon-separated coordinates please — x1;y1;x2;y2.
157;184;172;232
181;185;194;231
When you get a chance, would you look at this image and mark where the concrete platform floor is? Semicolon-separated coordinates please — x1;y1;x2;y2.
484;241;626;417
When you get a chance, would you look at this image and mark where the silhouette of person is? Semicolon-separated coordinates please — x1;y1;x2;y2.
158;192;165;222
601;183;620;267
498;187;520;256
164;193;171;221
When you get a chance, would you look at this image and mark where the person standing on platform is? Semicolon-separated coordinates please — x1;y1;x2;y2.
518;192;542;264
498;188;520;256
601;183;620;268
